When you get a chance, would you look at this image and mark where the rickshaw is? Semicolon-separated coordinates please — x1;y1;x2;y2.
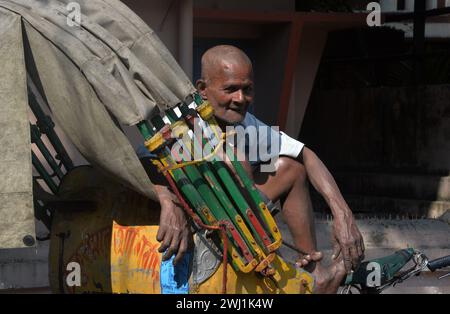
0;0;448;294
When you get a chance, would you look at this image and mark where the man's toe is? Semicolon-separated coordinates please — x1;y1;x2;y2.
310;251;323;262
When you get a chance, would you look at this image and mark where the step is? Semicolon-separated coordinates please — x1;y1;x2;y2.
277;216;450;293
0;242;49;290
312;194;450;219
333;172;450;202
277;216;450;253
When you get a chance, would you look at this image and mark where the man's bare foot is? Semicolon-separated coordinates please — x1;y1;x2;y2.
296;251;323;268
311;257;347;294
296;251;347;294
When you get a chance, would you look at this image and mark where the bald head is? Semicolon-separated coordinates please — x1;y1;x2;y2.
201;45;253;83
196;45;254;125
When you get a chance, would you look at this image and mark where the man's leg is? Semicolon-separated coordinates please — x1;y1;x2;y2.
254;157;317;255
253;156;346;293
223;150;317;254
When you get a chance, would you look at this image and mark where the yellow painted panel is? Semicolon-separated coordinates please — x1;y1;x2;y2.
49;167;314;294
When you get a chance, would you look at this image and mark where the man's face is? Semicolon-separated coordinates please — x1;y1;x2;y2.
200;61;254;125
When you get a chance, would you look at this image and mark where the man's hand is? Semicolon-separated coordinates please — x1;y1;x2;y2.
155;185;193;265
331;211;365;273
300;147;365;273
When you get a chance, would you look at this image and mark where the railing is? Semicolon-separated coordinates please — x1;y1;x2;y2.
28;78;75;230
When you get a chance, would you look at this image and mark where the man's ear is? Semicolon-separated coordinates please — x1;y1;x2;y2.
195;79;208;100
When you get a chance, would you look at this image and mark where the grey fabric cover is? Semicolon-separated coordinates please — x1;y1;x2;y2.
0;8;35;248
0;0;196;248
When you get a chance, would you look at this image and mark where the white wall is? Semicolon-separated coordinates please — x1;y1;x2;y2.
381;0;450;12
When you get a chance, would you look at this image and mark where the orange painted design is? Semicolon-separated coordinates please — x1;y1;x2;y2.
135;234;160;280
111;224;161;292
113;225;142;257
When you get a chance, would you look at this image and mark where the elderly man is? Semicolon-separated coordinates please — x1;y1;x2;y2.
143;45;364;294
194;45;365;293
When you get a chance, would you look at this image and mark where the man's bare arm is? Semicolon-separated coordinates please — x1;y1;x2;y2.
155;185;193;265
140;158;193;265
300;147;365;272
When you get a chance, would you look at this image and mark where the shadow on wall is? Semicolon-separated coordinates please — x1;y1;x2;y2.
299;85;450;218
300;85;450;175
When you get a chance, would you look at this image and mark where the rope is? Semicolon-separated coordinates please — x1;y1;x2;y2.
220;225;228;294
157;130;236;173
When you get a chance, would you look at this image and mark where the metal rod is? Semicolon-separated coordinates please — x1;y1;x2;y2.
31;151;58;194
28;88;74;170
30;124;65;179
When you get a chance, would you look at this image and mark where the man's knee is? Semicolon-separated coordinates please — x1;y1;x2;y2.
276;157;308;185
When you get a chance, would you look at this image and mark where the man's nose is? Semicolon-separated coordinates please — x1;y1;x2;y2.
232;89;245;104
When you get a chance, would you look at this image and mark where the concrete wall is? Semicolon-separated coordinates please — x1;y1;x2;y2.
0;220;50;290
300;85;450;175
417;86;450;174
252;25;291;125
284;28;328;137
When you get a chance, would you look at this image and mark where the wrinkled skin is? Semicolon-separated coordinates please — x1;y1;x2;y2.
300;147;365;273
155;185;193;265
196;45;255;130
197;59;254;127
332;209;366;272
